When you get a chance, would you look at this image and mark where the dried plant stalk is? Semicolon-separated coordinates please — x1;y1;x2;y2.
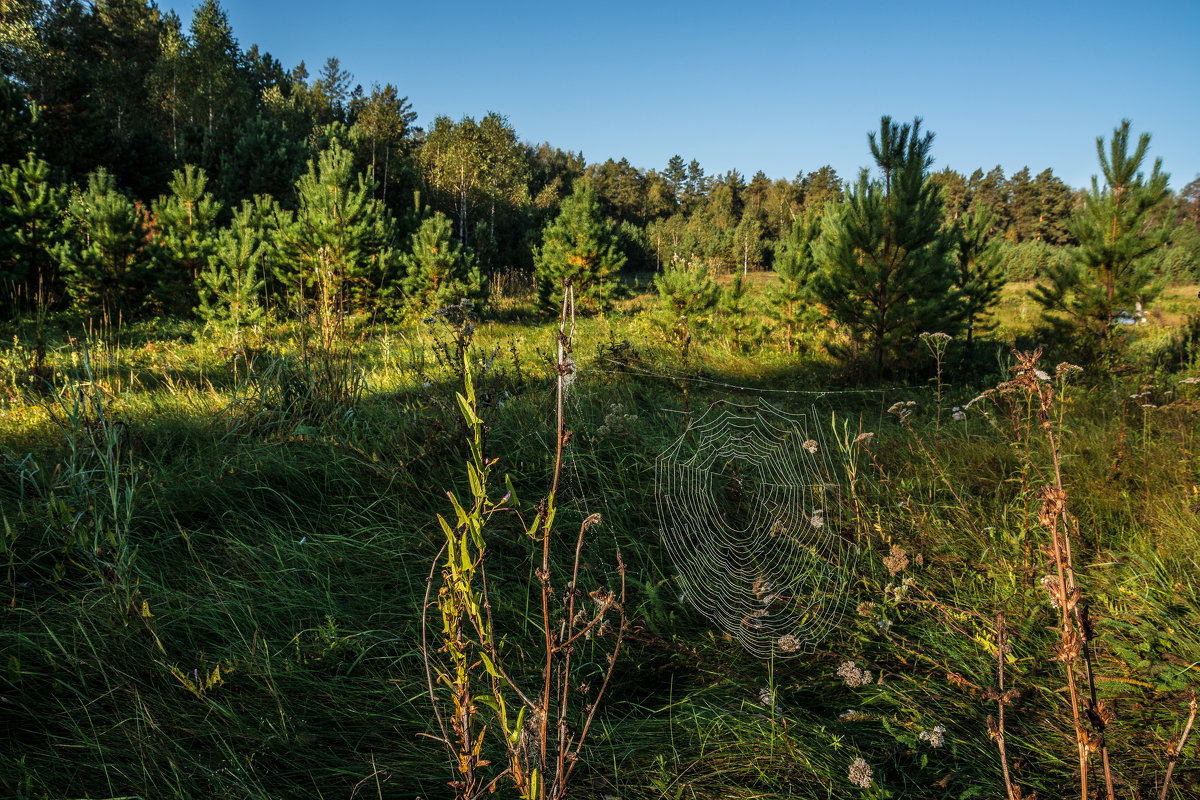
1159;689;1197;800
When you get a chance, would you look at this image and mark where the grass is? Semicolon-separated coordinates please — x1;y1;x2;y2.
1;278;1199;799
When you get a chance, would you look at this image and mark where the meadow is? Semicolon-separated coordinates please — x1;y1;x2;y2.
2;279;1199;800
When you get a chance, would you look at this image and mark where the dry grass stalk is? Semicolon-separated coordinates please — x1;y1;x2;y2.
1159;689;1197;800
999;349;1114;800
987;611;1030;800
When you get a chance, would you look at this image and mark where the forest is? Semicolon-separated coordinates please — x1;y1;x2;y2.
2;1;1200;799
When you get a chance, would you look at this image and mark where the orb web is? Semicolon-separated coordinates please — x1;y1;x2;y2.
655;400;858;658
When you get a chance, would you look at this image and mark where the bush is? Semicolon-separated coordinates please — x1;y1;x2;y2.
996;239;1073;282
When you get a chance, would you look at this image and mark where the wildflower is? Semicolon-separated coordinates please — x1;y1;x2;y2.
856;601;876;617
848;757;873;789
1056;362;1083;379
882;544;909;576
887;400;917;423
919;725;947;748
810;509;824;528
876;618;892;633
1034;369;1051;382
885;576;915;602
853;432;875;445
1180;377;1200;385
838;709;864;721
803;439;819;454
777;634;801;653
837;660;873;687
951;406;965;421
758;686;774;706
920;331;952;342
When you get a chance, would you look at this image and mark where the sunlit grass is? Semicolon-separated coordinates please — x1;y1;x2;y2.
2;285;1199;798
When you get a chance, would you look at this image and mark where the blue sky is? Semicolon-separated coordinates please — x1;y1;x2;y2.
160;0;1200;190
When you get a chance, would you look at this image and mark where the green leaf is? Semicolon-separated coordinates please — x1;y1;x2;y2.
437;514;455;542
460;542;473;575
467;462;483;500
511;705;526;744
456;392;480;426
474;694;499;713
448;492;469;529
504;474;518;506
479;651;500;679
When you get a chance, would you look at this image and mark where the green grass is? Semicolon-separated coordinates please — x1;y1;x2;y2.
2;286;1199;799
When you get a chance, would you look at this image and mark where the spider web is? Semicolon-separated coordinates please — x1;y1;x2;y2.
655;399;858;658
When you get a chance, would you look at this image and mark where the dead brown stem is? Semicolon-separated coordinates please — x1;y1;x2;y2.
994;611;1018;800
1160;688;1198;800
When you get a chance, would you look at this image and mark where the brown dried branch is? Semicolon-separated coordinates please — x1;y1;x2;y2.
1160;688;1198;800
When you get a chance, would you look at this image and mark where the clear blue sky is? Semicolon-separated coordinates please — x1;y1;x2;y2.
160;0;1200;191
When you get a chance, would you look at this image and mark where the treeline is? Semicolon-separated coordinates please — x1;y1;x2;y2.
1;0;1199;326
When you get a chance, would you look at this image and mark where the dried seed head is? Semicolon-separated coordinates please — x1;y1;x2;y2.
919;725;947;748
837;660;873;687
1038;485;1068;529
848;757;873;789
883;544;910;576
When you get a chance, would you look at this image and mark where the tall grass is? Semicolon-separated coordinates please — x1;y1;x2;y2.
2;285;1199;798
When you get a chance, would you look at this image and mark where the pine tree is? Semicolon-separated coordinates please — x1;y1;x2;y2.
952;206;1005;345
1007;167;1039;243
196;200;266;335
930;167;970;225
654;256;719;358
968;166;1010;234
1032;120;1172;342
665;155;687;202
766;210;821;354
800;165;843;212
1032;168;1074;245
399;211;484;312
220;114;308;202
0;151;66;309
719;271;756;351
533;181;625;311
277;137;397;313
57;168;158;317
811;116;960;374
152;163;222;312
